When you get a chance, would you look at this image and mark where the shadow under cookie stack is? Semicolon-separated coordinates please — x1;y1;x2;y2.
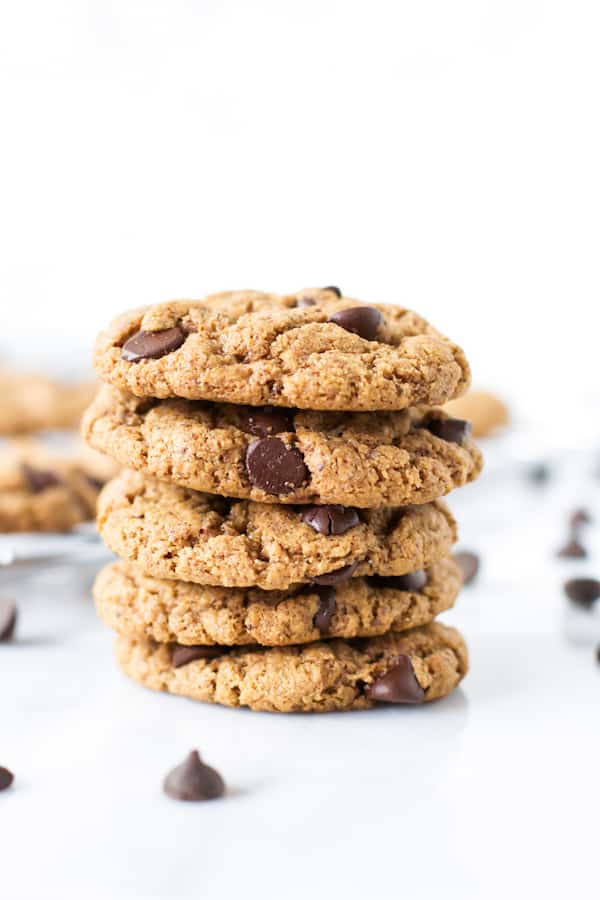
83;287;482;713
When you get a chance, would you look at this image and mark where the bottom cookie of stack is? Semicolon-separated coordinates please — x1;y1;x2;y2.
115;622;467;713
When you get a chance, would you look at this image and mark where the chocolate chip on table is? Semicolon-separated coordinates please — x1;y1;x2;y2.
369;570;428;592
301;505;360;536
312;562;359;585
556;538;587;559
453;551;480;585
237;406;295;437
0;767;14;792
121;326;187;362
366;655;425;704
427;417;471;445
328;306;383;341
564;578;600;610
323;285;342;297
245;437;308;495
527;463;551;485
312;587;336;635
21;464;61;493
0;601;17;642
171;645;224;668
163;750;225;802
570;508;591;529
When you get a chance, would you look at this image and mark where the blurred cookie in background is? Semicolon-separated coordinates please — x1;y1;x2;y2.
75;440;120;492
444;390;509;438
0;440;103;532
0;368;96;435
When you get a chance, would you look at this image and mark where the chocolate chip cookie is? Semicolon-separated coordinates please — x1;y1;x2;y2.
94;556;461;647
93;288;470;412
444;390;508;438
97;470;457;590
83;386;482;507
0;441;98;532
115;621;468;712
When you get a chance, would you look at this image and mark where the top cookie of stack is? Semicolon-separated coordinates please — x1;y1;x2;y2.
84;287;481;508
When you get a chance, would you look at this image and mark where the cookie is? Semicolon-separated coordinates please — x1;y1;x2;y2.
83;386;482;507
97;470;457;590
444;390;508;438
94;556;461;647
0;369;95;435
75;439;121;488
115;621;468;712
93;288;470;412
0;441;98;532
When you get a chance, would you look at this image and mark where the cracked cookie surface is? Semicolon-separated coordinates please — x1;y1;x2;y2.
93;288;470;412
115;621;468;712
94;557;462;646
84;386;482;507
97;470;457;590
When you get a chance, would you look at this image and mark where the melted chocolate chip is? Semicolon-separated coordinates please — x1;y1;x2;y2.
564;578;600;610
453;551;480;585
0;767;14;792
323;285;342;297
328;306;383;341
245;437;308;495
366;655;425;704
312;587;336;635
163;750;225;802
557;538;587;559
301;505;360;536
0;601;17;642
171;645;224;668
237;406;295;437
21;464;61;493
369;570;427;592
121;326;187;362
312;562;359;585
427;417;471;445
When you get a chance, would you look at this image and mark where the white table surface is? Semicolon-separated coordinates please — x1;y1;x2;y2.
2;444;599;900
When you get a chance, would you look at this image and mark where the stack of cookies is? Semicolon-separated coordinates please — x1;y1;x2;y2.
83;288;482;713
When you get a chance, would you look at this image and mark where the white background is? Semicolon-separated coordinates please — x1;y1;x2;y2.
2;3;600;899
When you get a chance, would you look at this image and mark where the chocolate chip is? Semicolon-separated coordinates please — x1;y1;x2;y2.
570;508;591;529
121;326;187;362
557;538;587;559
427;417;471;445
564;578;600;610
0;767;14;792
366;655;425;704
369;570;427;592
295;297;316;308
453;551;480;585
328;306;383;341
171;645;224;668
323;285;342;297
237;406;295;437
83;474;105;492
245;437;308;495
21;464;61;493
596;644;600;664
312;562;359;585
527;463;551;484
0;601;17;642
301;505;360;536
312;587;336;635
163;750;225;802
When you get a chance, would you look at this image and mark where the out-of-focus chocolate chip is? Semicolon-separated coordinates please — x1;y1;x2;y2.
312;562;359;585
323;286;342;297
366;655;425;704
0;767;14;792
453;551;480;585
21;464;61;493
163;750;225;802
0;601;17;642
427;417;471;445
564;578;600;610
570;508;591;529
557;538;587;559
328;306;382;341
301;505;360;536
245;437;308;495
171;645;224;668
368;570;427;592
121;326;187;362
527;463;551;484
312;587;336;635
237;406;295;437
